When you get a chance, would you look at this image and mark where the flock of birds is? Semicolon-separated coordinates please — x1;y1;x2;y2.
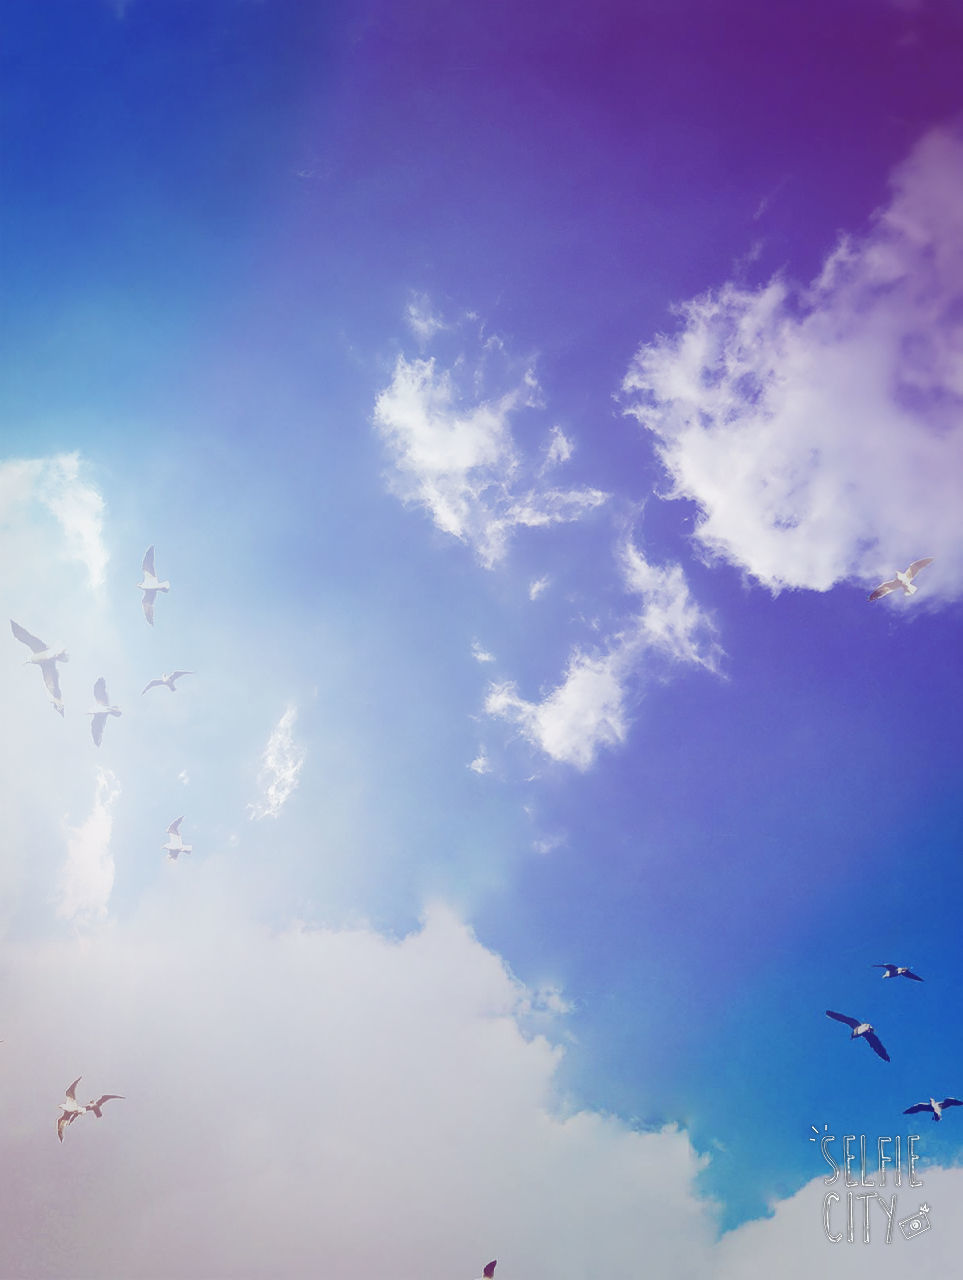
6;552;941;1271
826;964;961;1123
11;546;199;1142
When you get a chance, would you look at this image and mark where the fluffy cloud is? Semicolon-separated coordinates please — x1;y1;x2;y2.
248;705;305;820
486;540;719;769
373;346;607;568
622;126;963;600
0;901;719;1280
56;767;121;923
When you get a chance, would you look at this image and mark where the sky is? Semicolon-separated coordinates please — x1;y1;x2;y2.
2;0;963;1276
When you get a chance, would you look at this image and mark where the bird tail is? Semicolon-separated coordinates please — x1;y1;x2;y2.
159;582;170;592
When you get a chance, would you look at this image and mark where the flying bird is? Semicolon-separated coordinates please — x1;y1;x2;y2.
163;816;192;860
873;964;923;982
142;671;193;694
85;1092;124;1118
10;620;68;715
825;1010;890;1061
88;677;122;746
868;558;934;601
57;1076;85;1142
137;545;170;625
904;1096;963;1123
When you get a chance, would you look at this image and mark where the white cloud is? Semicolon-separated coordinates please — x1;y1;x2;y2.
471;639;496;664
468;746;492;774
0;452;108;589
248;705;305;820
56;767;120;923
405;292;448;343
529;575;551;600
0;901;719;1280
373;348;607;567
486;540;718;769
541;424;575;471
622;125;963;600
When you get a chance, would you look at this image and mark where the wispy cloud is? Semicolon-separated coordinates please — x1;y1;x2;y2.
0;453;108;589
471;639;495;664
373;329;607;567
529;575;551;600
468;747;492;775
487;539;719;769
540;424;574;472
405;292;448;344
56;768;120;923
622;125;963;601
248;705;305;820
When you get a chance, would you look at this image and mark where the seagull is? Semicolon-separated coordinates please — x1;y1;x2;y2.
88;677;122;746
873;964;923;982
85;1092;124;1118
868;558;934;601
137;545;170;625
10;620;68;715
163;816;192;860
57;1076;85;1142
825;1010;890;1061
142;671;193;695
904;1096;963;1123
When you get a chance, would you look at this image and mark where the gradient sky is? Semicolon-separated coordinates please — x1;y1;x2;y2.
2;2;963;1277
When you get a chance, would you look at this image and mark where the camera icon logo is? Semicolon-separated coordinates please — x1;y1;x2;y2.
898;1204;932;1241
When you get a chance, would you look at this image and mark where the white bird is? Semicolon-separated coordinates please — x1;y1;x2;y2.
137;545;170;625
88;677;122;746
826;1010;890;1061
163;816;192;860
873;964;923;982
10;620;68;715
868;558;934;601
142;671;193;695
904;1096;963;1123
57;1076;85;1142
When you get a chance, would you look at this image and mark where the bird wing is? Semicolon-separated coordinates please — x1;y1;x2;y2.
903;1104;931;1115
93;677;108;706
939;1098;963;1109
906;557;934;580
868;580;899;601
91;714;105;747
142;679;162;694
483;1265;497;1279
57;1112;71;1142
91;1094;124;1108
167;817;184;835
142;545;156;575
826;1010;860;1029
41;663;63;703
864;1032;890;1061
142;592;155;626
901;968;924;981
170;671;193;681
10;619;46;652
65;1076;82;1100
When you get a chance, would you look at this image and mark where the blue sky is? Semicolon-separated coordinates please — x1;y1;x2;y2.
2;1;963;1276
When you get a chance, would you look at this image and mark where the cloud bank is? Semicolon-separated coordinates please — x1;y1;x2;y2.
622;125;963;600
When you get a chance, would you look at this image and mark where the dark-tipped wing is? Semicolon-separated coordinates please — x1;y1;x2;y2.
871;964;895;970
142;545;156;575
903;1103;932;1115
864;1032;890;1061
906;557;933;580
868;580;899;601
939;1098;963;1109
91;1094;124;1108
901;968;924;982
826;1010;860;1029
93;677;108;706
65;1076;82;1100
11;619;46;652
